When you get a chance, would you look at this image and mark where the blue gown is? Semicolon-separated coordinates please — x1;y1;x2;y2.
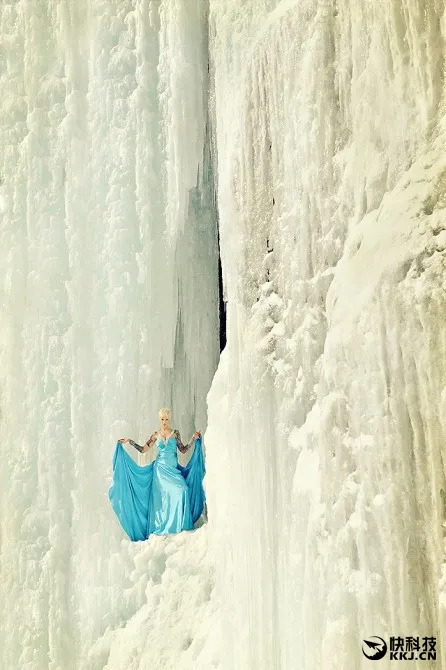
108;434;205;541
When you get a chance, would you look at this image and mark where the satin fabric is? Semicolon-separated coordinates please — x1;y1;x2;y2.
108;435;205;541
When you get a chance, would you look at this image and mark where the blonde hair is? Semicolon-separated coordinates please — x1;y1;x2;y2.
158;408;171;420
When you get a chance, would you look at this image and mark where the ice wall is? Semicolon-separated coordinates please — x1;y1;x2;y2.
206;0;446;669
2;0;446;669
0;1;219;668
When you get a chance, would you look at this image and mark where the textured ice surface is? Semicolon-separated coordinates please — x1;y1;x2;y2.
1;1;446;669
0;1;219;668
207;1;446;668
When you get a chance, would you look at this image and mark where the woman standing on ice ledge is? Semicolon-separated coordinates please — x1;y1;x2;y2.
108;408;205;541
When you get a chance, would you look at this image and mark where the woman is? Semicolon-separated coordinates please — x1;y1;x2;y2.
108;408;205;541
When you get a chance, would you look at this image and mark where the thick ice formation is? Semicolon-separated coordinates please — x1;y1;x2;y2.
0;1;218;668
1;0;446;669
207;1;446;668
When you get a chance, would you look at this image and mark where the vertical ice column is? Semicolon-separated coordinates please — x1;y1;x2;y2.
207;0;446;669
146;0;220;436
0;1;219;668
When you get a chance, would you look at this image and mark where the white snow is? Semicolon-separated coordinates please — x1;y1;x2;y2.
1;0;446;669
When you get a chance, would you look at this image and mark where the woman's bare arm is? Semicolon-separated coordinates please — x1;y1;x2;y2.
174;429;195;453
128;432;158;453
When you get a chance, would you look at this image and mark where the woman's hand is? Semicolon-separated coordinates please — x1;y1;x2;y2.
118;438;129;444
193;431;201;440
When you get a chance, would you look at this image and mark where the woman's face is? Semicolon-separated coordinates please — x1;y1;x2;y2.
160;415;169;429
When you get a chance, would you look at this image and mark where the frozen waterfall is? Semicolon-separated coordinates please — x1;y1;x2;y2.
1;1;446;669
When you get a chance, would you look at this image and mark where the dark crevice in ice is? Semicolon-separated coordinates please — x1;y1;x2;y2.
217;233;227;352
